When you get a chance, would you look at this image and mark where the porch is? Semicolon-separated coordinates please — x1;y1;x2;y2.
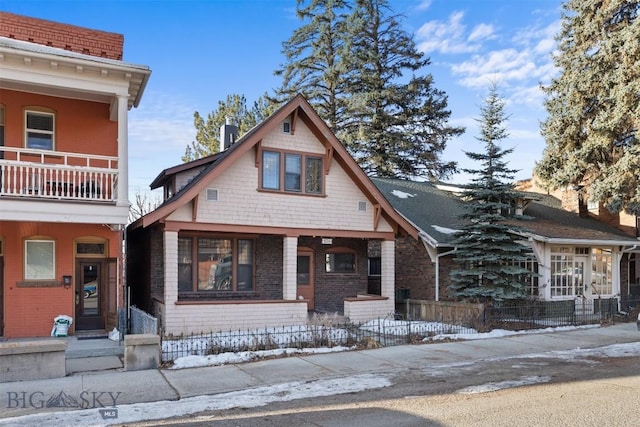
0;146;118;203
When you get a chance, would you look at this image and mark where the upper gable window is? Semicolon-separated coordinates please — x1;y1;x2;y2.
261;149;323;195
25;110;55;150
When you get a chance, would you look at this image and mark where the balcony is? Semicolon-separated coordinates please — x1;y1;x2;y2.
0;147;118;203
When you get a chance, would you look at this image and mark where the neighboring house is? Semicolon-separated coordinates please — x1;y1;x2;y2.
127;95;417;336
0;13;150;338
518;176;640;304
372;178;640;310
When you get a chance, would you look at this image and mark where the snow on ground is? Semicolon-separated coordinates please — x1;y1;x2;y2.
2;328;639;427
172;345;354;369
167;322;604;370
0;374;393;427
426;324;600;342
456;376;552;394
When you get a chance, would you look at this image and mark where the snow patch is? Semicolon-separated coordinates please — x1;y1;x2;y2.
1;374;392;427
456;375;551;394
431;225;459;235
391;189;416;199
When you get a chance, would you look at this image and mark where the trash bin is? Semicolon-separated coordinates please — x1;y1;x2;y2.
51;315;73;337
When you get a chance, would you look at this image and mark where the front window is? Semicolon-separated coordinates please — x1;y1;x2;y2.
326;248;356;273
25;239;55;280
285;153;302;191
178;236;254;293
591;248;612;295
261;149;324;195
25;110;54;150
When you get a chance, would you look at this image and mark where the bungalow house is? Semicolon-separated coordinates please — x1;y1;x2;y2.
372;178;640;311
127;95;418;336
0;13;150;338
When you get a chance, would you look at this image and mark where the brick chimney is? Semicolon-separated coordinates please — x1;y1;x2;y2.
0;11;124;60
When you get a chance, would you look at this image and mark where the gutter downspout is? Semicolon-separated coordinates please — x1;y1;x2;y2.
435;247;457;302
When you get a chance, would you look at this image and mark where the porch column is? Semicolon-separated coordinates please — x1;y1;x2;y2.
282;236;298;300
381;240;395;303
164;230;178;306
117;94;129;208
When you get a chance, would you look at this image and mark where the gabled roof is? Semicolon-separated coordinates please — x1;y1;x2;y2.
132;94;418;238
373;177;639;247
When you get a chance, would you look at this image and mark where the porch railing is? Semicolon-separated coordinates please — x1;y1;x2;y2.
0;146;118;202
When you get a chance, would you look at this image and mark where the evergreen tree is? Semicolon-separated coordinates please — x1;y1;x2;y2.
339;0;463;179
449;84;534;303
183;93;277;162
274;0;351;132
536;0;640;214
276;0;463;180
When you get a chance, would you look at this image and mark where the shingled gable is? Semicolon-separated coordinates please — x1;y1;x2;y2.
134;94;418;238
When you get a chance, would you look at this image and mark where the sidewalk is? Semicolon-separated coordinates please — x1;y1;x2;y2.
1;322;638;422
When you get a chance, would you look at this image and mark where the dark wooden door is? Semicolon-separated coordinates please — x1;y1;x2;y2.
75;260;105;330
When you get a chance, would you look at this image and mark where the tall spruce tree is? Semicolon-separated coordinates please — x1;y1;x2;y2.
536;0;640;214
342;0;463;179
449;84;533;303
275;0;463;180
274;0;351;132
183;93;277;162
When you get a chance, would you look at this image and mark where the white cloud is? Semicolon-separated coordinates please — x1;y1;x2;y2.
416;11;484;54
468;23;495;43
415;0;432;11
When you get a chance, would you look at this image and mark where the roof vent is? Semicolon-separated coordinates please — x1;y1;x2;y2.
220;116;238;151
206;188;218;201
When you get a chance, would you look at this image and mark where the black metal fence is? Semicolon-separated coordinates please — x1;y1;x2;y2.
161;317;477;362
483;298;620;330
160;299;640;362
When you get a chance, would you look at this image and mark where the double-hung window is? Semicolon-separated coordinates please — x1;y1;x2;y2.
25;239;55;280
261;149;323;195
25;110;55;150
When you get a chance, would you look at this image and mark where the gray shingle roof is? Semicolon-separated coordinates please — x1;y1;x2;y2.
372;177;638;246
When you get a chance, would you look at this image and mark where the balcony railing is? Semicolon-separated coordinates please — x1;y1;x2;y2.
0;147;118;202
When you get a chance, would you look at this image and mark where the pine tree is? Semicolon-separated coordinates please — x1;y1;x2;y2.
183;93;277;162
276;0;463;180
340;0;463;179
536;0;640;214
449;84;534;303
274;0;351;132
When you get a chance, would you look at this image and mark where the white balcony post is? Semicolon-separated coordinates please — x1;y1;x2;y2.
117;94;129;207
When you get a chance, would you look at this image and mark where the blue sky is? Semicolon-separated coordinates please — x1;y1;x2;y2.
2;0;563;198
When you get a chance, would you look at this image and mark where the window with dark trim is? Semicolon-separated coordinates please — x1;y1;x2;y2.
325;247;356;273
178;236;254;293
261;149;323;195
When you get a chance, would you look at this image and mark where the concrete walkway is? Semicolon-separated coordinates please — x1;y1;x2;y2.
1;322;638;421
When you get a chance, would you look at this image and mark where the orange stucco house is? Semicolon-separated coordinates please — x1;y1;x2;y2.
0;13;150;338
